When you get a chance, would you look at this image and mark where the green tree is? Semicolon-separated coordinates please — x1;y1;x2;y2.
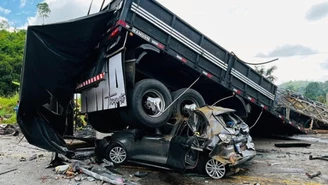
0;29;26;96
286;84;295;91
254;65;277;82
318;95;326;103
37;2;51;24
0;19;9;30
304;82;325;101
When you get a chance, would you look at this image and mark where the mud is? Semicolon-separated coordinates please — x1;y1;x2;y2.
0;133;328;185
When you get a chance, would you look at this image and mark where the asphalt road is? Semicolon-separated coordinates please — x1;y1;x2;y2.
1;133;328;185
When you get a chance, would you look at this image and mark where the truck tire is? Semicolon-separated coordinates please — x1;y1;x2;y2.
126;79;173;128
119;91;138;127
171;88;206;120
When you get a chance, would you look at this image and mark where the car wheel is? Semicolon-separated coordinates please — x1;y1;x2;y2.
125;79;173;128
171;88;205;119
105;144;127;165
205;158;226;179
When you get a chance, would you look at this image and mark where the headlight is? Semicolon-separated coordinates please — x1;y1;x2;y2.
218;134;232;144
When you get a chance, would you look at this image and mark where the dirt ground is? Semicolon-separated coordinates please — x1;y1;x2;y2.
1;133;328;185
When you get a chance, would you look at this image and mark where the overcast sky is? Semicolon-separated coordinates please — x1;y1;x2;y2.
1;0;328;85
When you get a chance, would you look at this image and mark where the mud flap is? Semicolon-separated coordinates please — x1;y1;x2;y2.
81;52;127;113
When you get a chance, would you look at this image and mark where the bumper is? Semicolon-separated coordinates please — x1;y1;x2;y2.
230;149;256;167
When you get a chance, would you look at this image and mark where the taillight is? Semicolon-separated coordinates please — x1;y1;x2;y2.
116;20;127;27
110;28;120;38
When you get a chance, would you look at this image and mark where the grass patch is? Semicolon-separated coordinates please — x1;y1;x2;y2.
0;93;19;124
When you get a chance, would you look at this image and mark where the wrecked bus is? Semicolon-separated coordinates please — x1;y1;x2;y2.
18;0;301;176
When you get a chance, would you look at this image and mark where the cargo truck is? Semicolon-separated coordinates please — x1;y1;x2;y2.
17;0;304;154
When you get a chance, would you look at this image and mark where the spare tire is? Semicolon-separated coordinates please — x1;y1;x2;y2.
171;88;206;119
122;79;173;128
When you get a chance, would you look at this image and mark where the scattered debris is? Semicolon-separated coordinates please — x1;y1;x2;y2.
0;124;19;136
134;171;148;178
0;168;17;176
268;163;281;166
29;154;37;161
55;164;71;174
256;149;271;153
274;142;311;148
306;171;321;179
101;159;114;167
309;155;328;161
78;166;125;185
74;176;81;181
49;152;138;185
86;177;95;182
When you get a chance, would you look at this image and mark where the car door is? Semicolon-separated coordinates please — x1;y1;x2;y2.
129;133;170;165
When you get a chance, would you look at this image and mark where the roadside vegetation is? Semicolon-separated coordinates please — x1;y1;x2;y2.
0;93;18;124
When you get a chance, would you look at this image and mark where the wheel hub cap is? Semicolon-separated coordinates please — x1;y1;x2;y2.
205;159;226;179
109;146;126;163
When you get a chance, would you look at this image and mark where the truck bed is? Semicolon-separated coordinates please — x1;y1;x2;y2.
122;0;276;108
115;0;305;134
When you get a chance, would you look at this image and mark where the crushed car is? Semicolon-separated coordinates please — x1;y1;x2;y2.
95;105;256;179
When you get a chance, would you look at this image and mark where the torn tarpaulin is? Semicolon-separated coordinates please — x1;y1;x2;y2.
17;9;116;154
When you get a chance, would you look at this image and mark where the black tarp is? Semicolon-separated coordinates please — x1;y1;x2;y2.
18;10;116;154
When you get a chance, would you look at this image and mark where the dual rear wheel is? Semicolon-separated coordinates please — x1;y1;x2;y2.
120;79;206;128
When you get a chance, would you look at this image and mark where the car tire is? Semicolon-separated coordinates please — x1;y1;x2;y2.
197;155;226;179
171;88;206;119
105;143;127;165
124;79;173;128
205;158;226;179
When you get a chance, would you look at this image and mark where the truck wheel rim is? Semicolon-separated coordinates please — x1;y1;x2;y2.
181;98;199;116
109;146;126;163
143;89;165;118
205;159;225;179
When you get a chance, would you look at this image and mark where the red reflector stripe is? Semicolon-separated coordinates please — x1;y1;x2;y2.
151;40;165;49
248;96;256;103
157;43;165;49
76;72;106;90
261;104;268;110
233;88;242;95
202;71;212;78
177;55;187;63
